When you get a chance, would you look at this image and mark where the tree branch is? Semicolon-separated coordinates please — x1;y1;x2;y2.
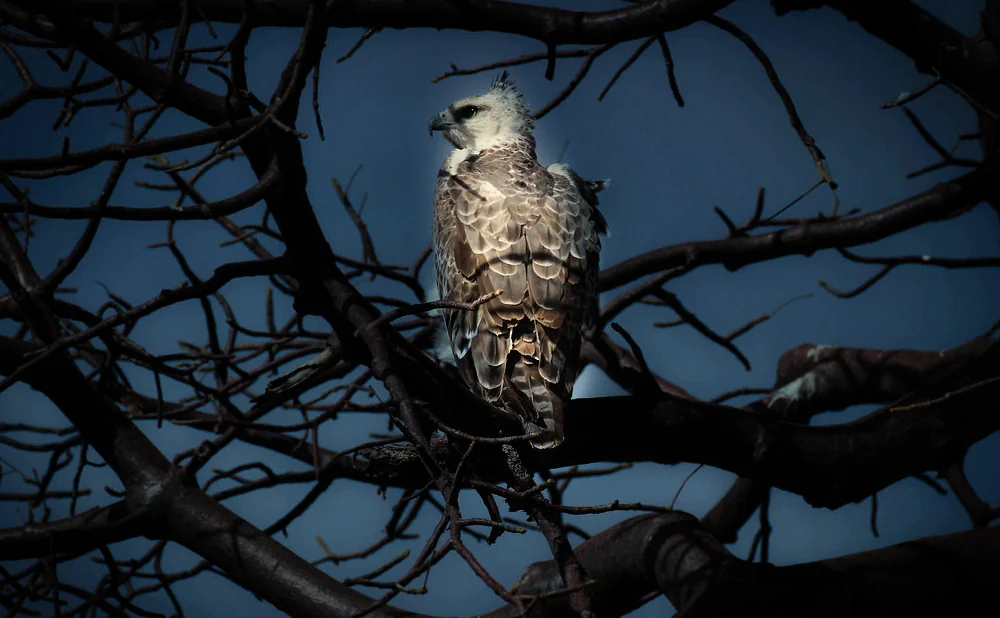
234;338;1000;510
490;510;1000;618
48;0;737;44
772;0;999;117
599;162;996;291
0;501;149;560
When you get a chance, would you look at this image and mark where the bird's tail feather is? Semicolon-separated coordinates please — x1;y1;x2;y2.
505;363;564;449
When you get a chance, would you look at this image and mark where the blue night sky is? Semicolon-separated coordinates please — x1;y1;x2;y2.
1;1;998;616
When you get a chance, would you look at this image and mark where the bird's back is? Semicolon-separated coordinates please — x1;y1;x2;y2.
433;141;602;448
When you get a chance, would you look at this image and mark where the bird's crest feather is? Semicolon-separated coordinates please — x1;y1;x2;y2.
491;71;518;95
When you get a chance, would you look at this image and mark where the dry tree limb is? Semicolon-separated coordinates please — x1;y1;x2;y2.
432;46;608;83
332;174;379;267
704;15;838;208
338;28;381;63
880;77;941;109
367;289;502;331
724;293;812;341
533;44;615;120
943;461;1000;529
598;36;656;101
600;161;996;291
656;34;684;107
650;288;752;370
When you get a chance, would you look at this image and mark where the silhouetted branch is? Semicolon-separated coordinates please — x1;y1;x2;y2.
705;15;837;202
39;0;740;45
773;0;999;118
0;501;149;560
490;511;1000;618
599;162;996;291
226;338;1000;510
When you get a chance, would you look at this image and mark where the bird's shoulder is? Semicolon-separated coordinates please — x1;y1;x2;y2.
439;143;552;197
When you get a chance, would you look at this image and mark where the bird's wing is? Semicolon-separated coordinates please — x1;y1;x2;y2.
433;159;523;401
433;152;602;446
535;163;603;395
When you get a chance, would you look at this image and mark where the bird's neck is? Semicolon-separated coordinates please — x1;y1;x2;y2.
472;134;536;158
441;135;537;175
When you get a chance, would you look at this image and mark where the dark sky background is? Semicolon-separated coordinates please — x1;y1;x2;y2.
1;1;998;616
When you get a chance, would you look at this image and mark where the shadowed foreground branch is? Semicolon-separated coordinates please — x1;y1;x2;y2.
496;512;1000;618
241;338;998;509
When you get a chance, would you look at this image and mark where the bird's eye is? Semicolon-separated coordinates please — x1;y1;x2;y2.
458;106;478;120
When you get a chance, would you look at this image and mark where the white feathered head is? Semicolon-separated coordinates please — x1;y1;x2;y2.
429;71;534;150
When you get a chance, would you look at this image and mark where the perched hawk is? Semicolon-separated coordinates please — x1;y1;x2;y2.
428;72;607;449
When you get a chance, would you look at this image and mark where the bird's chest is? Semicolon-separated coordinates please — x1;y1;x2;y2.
434;149;552;248
470;151;547;194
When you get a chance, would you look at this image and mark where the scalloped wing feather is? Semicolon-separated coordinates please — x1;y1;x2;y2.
433;143;602;448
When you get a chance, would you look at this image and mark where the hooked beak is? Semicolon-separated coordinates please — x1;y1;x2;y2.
428;112;452;136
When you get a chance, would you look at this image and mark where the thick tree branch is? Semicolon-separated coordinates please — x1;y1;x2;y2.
160;484;426;618
0;158;279;220
567;340;1000;510
491;511;1000;618
599;162;997;291
245;339;1000;510
761;337;997;418
47;0;737;45
105;337;1000;509
0;501;149;560
0;335;423;618
772;0;1000;117
0;117;258;172
702;337;998;543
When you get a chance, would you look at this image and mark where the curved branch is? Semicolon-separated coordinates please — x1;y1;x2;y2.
599;162;997;291
563;340;1000;508
489;511;1000;618
308;339;1000;509
773;0;1000;117
0;154;280;220
49;0;736;44
0;501;150;560
702;336;997;542
0;324;430;618
0;118;259;172
0;256;289;395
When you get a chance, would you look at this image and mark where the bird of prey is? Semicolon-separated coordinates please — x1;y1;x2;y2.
428;72;607;449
